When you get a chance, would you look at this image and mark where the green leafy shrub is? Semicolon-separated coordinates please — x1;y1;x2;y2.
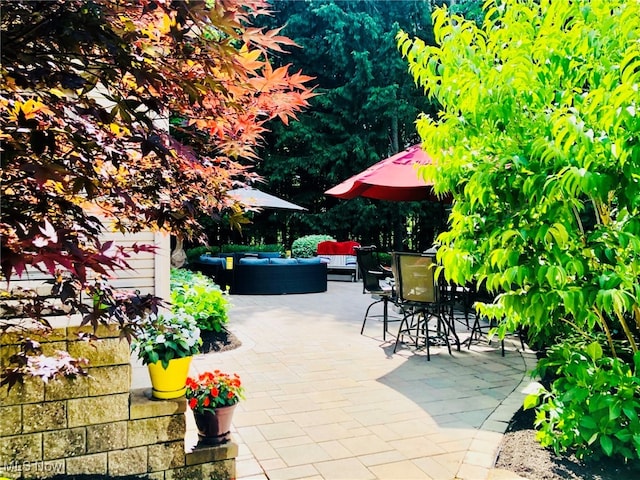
170;268;229;332
377;252;392;267
526;337;640;461
520;321;574;354
401;0;640;458
187;244;284;262
221;243;284;254
291;234;334;258
186;245;220;263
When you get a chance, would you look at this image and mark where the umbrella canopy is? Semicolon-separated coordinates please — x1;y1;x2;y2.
229;187;306;211
325;144;439;202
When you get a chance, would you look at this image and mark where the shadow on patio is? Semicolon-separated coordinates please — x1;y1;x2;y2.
136;281;537;480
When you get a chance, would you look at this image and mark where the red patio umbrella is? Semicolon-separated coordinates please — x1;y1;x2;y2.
325;144;440;201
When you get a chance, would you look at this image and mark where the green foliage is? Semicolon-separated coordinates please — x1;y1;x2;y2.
401;0;640;458
520;322;573;353
219;244;284;254
378;252;392;268
186;246;220;263
527;338;640;461
131;311;202;369
186;244;283;263
449;0;485;25
170;268;229;333
291;235;335;258
252;1;441;250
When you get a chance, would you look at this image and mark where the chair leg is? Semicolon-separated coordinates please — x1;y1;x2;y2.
427;312;451;358
466;315;481;350
464;301;470;329
394;307;459;361
393;312;411;353
425;314;430;361
360;297;384;335
467;314;525;356
414;312;422;348
502;328;526;356
440;315;453;356
442;308;460;352
382;297;389;341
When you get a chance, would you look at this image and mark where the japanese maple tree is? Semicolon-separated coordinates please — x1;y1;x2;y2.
0;0;313;383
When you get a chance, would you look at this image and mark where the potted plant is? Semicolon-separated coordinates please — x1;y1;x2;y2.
131;310;202;399
186;370;245;445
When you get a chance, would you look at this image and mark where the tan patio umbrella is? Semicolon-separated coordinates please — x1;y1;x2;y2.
229;187;307;211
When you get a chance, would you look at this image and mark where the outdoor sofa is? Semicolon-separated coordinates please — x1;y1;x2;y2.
191;253;327;295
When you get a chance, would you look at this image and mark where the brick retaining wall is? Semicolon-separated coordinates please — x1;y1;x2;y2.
0;326;237;479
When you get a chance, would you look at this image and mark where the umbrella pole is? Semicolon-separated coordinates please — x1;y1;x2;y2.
393;205;405;251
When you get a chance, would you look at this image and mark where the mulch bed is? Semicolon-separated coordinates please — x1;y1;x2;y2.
200;327;242;353
495;406;640;480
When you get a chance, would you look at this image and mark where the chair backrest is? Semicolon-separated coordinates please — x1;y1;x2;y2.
392;252;437;304
355;246;385;293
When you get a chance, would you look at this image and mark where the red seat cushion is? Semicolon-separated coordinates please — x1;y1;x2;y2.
316;240;360;255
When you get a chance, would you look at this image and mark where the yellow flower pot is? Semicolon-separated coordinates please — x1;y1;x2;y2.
147;356;192;399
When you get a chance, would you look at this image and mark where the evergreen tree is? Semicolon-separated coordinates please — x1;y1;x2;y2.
241;0;446;250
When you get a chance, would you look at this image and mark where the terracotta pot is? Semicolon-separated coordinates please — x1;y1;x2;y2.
193;403;237;445
147;356;192;399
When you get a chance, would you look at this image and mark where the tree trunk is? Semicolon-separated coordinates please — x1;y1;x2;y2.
171;236;187;268
391;113;399;154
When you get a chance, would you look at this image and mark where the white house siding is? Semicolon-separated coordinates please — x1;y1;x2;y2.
98;229;170;299
2;229;171;328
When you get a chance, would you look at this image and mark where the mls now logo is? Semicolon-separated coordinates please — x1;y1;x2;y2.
2;460;64;475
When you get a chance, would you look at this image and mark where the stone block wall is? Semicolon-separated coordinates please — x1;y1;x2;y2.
0;326;237;479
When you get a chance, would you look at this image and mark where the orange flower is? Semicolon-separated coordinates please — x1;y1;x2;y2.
185;370;245;412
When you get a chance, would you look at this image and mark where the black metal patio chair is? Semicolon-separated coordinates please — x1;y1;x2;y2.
463;284;526;356
355;246;398;340
392;252;458;360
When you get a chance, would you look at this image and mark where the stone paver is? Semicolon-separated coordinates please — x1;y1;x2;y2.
132;281;538;480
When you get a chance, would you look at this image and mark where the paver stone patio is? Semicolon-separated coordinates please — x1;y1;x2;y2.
132;281;537;480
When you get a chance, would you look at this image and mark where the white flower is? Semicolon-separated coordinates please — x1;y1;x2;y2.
155;334;166;344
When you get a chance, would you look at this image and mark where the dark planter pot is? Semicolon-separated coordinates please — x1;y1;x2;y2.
193;403;237;445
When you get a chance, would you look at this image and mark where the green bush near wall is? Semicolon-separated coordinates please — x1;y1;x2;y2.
186;246;220;263
220;243;284;254
186;244;283;263
291;235;335;258
377;252;392;267
170;268;229;332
